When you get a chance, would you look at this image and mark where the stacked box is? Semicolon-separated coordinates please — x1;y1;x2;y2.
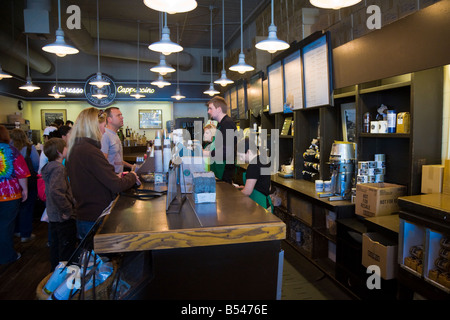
357;154;386;184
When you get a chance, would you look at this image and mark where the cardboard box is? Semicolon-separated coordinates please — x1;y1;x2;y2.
355;183;406;218
362;232;398;280
421;164;444;194
442;160;450;195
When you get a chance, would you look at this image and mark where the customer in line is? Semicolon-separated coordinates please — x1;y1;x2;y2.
206;96;237;184
66;107;138;239
0;125;30;264
41;138;76;270
98;110;106;135
101;107;133;174
9;128;39;242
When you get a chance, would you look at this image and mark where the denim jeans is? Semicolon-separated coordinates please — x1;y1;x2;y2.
0;199;21;264
15;187;38;238
76;220;96;240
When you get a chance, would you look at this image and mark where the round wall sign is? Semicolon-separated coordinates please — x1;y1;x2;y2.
84;73;116;108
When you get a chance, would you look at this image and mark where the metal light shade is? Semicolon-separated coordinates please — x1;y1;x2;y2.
143;0;197;14
255;25;289;54
214;69;233;87
92;92;107;99
171;87;185;100
150;55;176;75
19;76;40;92
229;53;254;74
151;74;171;88
310;0;362;9
131;90;146;99
148;27;183;55
0;66;12;79
48;87;65;99
42;29;79;57
89;72;110;88
203;83;220;96
48;92;65;99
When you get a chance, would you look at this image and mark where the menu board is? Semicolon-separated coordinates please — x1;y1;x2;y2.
247;72;263;117
268;60;284;114
283;50;303;110
302;34;332;108
224;90;231;117
230;86;238;121
236;81;247;120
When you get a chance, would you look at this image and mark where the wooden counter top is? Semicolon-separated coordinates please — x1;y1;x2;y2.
270;175;354;210
94;182;286;254
398;193;450;224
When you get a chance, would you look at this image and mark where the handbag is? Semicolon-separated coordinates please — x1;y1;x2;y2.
37;174;46;202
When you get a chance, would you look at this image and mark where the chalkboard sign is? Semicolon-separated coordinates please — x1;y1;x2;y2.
247;72;263;117
236;80;247;120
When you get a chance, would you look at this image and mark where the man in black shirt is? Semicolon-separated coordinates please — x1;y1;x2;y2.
206;96;237;184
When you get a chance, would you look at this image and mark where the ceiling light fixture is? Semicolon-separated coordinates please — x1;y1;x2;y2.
150;54;175;75
42;0;79;57
89;0;110;89
131;21;146;99
255;0;290;54
0;65;12;80
48;57;65;99
214;0;233;87
19;35;40;92
148;12;183;55
143;0;197;14
151;74;171;88
204;5;220;96
310;0;362;9
171;25;185;100
229;0;254;75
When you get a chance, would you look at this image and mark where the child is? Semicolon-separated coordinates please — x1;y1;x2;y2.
41;138;77;271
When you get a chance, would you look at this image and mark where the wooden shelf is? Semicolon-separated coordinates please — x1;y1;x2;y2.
359;133;410;138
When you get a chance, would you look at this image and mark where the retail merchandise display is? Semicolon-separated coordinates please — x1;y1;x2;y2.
357;154;386;184
363;104;410;134
428;236;450;290
302;139;320;181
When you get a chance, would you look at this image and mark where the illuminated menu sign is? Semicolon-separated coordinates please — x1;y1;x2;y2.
267;60;283;114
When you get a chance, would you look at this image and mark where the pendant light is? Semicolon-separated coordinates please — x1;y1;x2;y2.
204;5;219;96
255;0;289;54
89;0;110;88
310;0;362;9
214;0;233;87
0;65;12;80
19;35;40;92
150;54;175;75
48;57;65;99
151;74;171;88
143;0;197;14
42;0;79;57
91;89;107;99
148;12;182;56
131;21;145;99
171;25;185;100
229;0;254;74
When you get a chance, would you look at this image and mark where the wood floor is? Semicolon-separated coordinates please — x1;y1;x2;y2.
0;217;51;300
0;203;352;300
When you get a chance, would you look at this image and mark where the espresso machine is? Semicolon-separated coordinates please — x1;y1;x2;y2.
327;141;356;201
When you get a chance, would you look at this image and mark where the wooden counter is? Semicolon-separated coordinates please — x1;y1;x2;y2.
94;182;285;253
271;175;355;211
94;181;286;299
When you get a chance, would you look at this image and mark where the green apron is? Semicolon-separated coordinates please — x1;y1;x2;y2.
209;135;225;180
243;172;274;213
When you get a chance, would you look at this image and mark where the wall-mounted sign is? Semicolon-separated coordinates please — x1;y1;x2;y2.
116;86;155;96
84;73;117;108
52;86;84;95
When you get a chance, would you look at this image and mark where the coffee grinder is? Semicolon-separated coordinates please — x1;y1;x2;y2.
327;141;356;201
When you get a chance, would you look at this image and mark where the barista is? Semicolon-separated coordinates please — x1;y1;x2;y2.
236;136;273;212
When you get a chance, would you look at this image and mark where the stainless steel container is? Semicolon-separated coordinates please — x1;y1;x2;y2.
329;141;356;200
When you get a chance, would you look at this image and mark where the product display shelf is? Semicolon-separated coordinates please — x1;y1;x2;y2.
270;176;354;288
397;194;450;299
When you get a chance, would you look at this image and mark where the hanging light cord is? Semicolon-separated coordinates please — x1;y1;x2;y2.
136;21;140;88
96;0;100;73
176;24;180;87
222;0;225;70
240;0;243;54
210;5;213;83
26;35;30;77
57;0;62;29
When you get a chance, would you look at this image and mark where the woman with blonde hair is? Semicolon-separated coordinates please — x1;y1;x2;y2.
66;107;138;239
9;128;39;242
